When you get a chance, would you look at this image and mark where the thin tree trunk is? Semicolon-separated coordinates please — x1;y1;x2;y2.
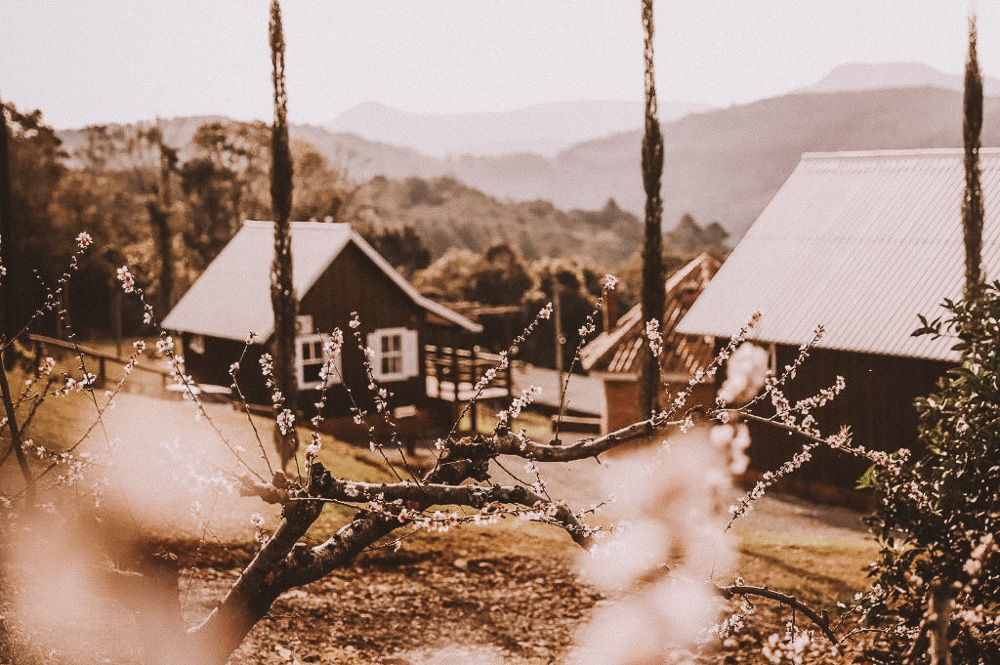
639;0;665;418
150;120;176;319
962;12;984;300
188;446;486;664
0;96;22;343
147;201;173;323
269;0;299;469
0;359;34;503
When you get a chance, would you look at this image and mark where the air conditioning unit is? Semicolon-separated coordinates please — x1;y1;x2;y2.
295;315;314;335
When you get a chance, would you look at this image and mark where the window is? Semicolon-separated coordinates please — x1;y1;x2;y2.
188;334;205;355
367;328;419;382
381;333;404;376
296;334;342;389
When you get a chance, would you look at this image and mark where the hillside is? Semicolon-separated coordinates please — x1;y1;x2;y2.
53;118;641;269
57;119;446;180
346;176;642;269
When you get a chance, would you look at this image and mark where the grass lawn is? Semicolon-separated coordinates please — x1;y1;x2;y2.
737;531;876;609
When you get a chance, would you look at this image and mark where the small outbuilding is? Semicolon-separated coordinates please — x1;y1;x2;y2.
163;221;496;437
677;148;1000;489
580;252;721;433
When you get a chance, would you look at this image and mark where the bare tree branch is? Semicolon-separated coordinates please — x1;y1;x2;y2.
241;462;592;547
492;413;685;462
187;438;514;663
721;584;838;645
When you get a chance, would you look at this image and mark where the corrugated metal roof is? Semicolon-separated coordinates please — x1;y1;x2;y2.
162;221;480;341
676;149;1000;361
581;253;720;374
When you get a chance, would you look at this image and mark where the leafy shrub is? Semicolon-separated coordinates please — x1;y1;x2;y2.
865;282;1000;662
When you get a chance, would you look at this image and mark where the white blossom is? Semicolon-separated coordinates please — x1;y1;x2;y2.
718;343;770;404
276;409;295;435
75;232;93;249
644;319;663;358
304;433;322;461
116;265;135;293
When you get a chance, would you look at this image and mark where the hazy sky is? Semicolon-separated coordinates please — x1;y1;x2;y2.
3;1;997;129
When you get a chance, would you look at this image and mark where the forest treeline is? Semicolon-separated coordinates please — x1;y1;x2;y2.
2;102;727;361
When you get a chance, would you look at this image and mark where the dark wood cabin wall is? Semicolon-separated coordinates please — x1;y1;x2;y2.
299;242;429;419
743;344;951;487
182;333;270;405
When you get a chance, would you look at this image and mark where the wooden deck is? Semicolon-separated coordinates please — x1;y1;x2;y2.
423;344;512;403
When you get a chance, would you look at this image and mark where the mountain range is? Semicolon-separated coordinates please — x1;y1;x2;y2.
55;62;1000;248
801;61;1000;96
323;99;708;158
309;62;1000;240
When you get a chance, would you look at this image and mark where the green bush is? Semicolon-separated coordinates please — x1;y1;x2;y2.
865;282;1000;662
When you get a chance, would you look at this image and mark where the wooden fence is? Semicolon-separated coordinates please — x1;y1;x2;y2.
27;334;172;395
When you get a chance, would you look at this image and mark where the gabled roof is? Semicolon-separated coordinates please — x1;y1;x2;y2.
162;221;481;341
677;149;1000;362
581;253;720;376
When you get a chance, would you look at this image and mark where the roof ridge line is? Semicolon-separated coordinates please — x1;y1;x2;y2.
801;147;1000;160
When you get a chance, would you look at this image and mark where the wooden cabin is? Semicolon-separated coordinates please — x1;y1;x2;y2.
162;221;502;438
677;149;1000;490
580;253;721;433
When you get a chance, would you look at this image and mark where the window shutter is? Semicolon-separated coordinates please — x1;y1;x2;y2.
365;331;380;377
402;329;419;378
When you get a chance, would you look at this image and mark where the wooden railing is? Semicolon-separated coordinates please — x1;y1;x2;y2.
423;344;512;402
27;334;172;393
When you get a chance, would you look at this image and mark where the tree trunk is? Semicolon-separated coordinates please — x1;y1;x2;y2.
0;97;22;343
151;122;176;319
147;201;173;322
639;0;665;418
185;447;488;664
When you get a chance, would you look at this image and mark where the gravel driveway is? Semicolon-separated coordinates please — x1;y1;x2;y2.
501;443;870;542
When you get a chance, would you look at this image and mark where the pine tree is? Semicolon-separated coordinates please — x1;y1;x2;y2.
149;122;178;319
269;0;299;469
962;13;984;300
639;0;665;418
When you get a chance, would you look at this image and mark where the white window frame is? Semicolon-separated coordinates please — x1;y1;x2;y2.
367;327;419;382
296;333;342;390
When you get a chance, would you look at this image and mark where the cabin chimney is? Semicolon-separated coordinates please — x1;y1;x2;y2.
602;289;620;333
